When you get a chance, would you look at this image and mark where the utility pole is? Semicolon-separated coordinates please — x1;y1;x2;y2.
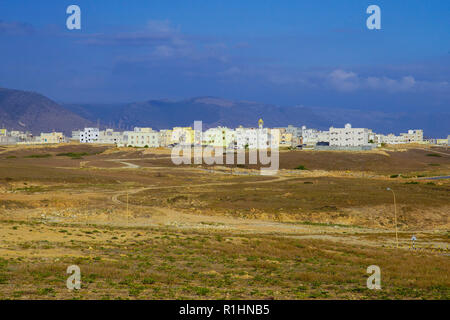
126;188;129;226
386;188;399;248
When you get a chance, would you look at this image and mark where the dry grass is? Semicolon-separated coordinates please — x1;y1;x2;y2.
0;220;448;300
0;144;448;300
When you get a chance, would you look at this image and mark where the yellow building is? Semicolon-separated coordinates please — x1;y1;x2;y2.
159;129;173;146
172;127;195;144
39;132;65;144
279;132;293;146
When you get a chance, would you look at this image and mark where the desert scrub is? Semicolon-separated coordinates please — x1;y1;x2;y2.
56;152;89;159
24;154;51;158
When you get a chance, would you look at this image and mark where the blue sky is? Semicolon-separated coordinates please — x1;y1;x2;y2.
0;0;449;113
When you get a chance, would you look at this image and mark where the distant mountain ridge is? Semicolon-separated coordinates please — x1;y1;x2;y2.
0;87;448;137
63;96;328;131
0;87;93;134
64;97;449;137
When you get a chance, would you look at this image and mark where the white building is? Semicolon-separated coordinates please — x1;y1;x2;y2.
300;126;330;146
400;129;423;143
122;127;159;147
97;129;123;145
285;125;302;138
80;128;99;143
71;130;81;142
235;119;270;149
377;134;406;145
329;123;370;147
317;131;330;144
301;126;320;145
376;129;424;145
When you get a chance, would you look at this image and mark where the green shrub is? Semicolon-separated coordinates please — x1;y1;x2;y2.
142;277;155;285
24;154;51;158
56;152;89;159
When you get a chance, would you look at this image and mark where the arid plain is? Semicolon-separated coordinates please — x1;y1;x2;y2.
0;144;448;299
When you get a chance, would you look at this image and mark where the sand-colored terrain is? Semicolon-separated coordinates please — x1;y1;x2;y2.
0;144;448;299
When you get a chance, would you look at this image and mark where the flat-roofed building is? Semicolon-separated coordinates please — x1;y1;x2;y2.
400;129;423;143
235;119;271;149
122;127;159;147
39;132;65;144
97;129;123;145
285;125;302;138
203;127;235;148
279;131;293;147
301;126;320;146
80;128;99;143
172;127;195;145
329;123;369;147
71;130;81;142
159;129;173;146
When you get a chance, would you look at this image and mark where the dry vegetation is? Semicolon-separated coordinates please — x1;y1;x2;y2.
0;143;448;299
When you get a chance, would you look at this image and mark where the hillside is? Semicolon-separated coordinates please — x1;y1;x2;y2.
64;97;449;137
0;88;93;134
63;97;328;131
1;87;448;137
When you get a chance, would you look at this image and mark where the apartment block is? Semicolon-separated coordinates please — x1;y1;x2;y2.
235;119;271;149
122;127;159;147
172;127;195;145
285;125;302;138
71;130;81;142
279;131;293;147
400;129;423;143
329;124;369;147
158;129;173;147
97;129;123;145
80;128;99;143
203;127;235;148
39;132;65;144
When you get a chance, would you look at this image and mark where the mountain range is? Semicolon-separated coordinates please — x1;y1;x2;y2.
0;87;448;137
0;88;93;135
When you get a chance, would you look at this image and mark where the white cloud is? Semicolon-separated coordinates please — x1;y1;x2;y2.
146;19;179;34
326;70;436;93
327;69;360;92
219;66;241;76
